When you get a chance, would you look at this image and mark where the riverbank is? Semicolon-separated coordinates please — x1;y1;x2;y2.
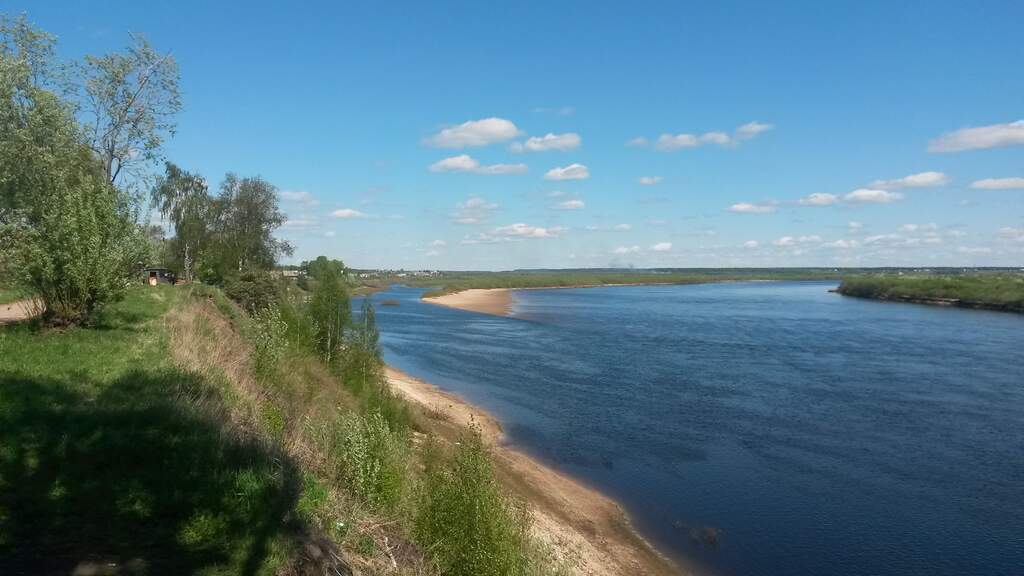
423;287;514;316
385;366;686;576
835;276;1024;313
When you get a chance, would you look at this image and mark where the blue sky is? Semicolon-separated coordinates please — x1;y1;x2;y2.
13;0;1024;269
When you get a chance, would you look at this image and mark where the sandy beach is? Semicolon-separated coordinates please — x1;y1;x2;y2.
423;288;514;316
386;366;685;576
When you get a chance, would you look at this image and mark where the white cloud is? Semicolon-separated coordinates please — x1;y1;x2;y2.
283;218;316;228
871;171;950;189
331;208;366;219
424;117;521;148
280;190;319;206
798;192;841;206
735;121;774;140
638;176;663;185
612;245;640;255
324;231;336;238
898;223;939;233
613;223;632;231
492;223;564;239
626;137;648;147
848;221;864;233
798;235;823;243
651;242;672;252
772;236;796;247
843;188;905;204
864;234;902;244
653;121;772;151
544;163;590;181
742;240;760;248
729;202;777;214
453;196;499;224
429;154;527;174
997;227;1024;242
970;177;1024;190
928;120;1024;153
825;239;859;249
511;132;581;152
424;249;440;257
430;239;447;247
553;199;585;210
956;246;993;254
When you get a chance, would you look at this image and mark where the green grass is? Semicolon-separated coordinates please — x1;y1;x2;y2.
836;274;1024;311
0;286;300;574
0;285;27;305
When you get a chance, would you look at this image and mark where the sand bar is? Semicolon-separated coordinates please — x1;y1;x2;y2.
423;288;514;316
386;366;686;575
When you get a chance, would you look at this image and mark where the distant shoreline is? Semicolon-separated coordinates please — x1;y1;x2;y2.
384;366;686;575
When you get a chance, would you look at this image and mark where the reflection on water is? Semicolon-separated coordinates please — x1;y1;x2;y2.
368;281;1024;576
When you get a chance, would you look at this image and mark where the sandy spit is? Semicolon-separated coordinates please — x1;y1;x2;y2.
422;288;514;317
385;366;687;576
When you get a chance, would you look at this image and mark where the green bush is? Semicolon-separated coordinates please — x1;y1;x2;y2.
251;303;287;379
223;269;279;314
333;412;408;511
415;427;532;576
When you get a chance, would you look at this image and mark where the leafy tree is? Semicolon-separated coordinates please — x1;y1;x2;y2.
1;16;150;325
304;255;346;282
151;162;210;281
76;33;181;187
206;174;292;282
307;265;348;364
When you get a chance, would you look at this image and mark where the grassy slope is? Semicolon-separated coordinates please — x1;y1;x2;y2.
1;284;570;575
835;275;1024;311
0;286;304;574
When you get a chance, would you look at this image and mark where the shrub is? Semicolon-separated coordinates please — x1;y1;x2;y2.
415;427;532;576
223;269;279;314
308;266;348;363
333;412;408;511
251;303;287;379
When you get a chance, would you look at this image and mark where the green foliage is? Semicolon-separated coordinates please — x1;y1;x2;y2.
0;287;298;574
252;304;287;379
333;412;408;511
308;265;348;363
415;427;533;576
304;255;346;282
837;274;1024;311
1;16;151;325
223;269;279;314
151;162;210;281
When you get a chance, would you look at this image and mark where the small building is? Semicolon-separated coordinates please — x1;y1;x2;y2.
142;268;177;286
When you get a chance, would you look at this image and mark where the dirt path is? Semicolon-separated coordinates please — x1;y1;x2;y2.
0;299;41;325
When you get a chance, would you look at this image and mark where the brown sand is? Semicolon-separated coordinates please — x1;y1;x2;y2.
423;288;513;316
0;299;41;325
386;366;687;576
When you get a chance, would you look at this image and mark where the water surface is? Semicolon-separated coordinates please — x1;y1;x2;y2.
370;281;1024;576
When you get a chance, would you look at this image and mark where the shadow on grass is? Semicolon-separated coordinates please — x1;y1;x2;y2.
0;367;302;575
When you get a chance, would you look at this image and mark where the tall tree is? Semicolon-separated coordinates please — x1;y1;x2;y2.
77;33;181;187
151;162;209;281
307;265;348;364
1;16;149;324
208;173;292;279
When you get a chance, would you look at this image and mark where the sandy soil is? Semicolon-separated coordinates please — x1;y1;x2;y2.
386;366;686;576
0;299;41;325
423;288;513;317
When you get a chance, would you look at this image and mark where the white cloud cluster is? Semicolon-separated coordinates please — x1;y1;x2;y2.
331;208;366;219
453;196;499;224
871;171;950;189
998;227;1024;242
798;193;840;206
843;188;905;204
638;176;663;185
429;154;527;175
772;235;821;247
280;190;319;206
970;177;1024;190
511;132;581;152
553;199;585;210
634;121;773;151
424;117;521;148
544;163;590;181
928;120;1024;153
651;242;672;252
613;223;632;231
612;245;640;255
463;223;565;244
729;202;777;214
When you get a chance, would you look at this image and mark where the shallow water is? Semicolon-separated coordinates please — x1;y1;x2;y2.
368;281;1024;576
